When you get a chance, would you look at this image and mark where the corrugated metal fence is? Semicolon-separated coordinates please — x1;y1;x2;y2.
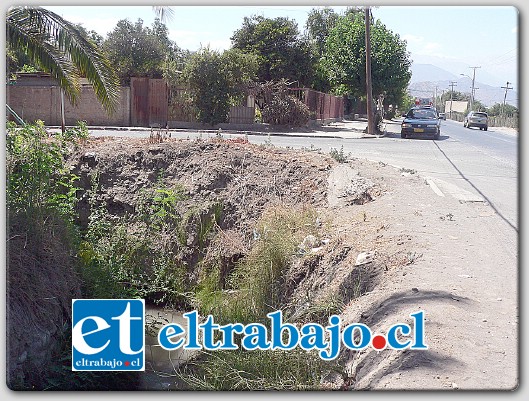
290;88;344;122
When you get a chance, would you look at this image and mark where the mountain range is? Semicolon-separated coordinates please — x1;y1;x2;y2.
408;63;518;108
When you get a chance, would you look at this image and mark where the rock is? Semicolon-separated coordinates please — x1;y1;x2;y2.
355;251;375;266
300;235;319;251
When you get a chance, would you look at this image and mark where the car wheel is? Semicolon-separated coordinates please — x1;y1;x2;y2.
434;132;440;140
484;126;488;131
401;132;406;139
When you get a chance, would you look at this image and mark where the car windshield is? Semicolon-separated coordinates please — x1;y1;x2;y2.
407;109;437;119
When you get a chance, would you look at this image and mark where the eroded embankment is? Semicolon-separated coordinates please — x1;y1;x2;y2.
10;135;421;390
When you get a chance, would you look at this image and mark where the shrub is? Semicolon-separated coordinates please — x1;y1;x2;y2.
6;121;88;389
262;94;311;126
79;183;194;307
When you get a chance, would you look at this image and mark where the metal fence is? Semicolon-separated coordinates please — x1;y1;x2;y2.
448;111;518;129
290;88;344;122
488;115;518;129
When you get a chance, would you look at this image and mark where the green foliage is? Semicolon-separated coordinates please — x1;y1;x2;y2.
305;8;340;57
487;102;518;116
329;146;349;163
399;93;416;114
231;15;315;85
103;18;185;85
196;206;318;324
182;47;258;125
80;183;191;306
179;348;342;390
7;7;120;113
321;13;411;106
6;121;87;219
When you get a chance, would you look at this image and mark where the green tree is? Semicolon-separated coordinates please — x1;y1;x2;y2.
305;8;339;57
231;15;314;86
103;18;182;85
182;48;258;125
439;90;469;109
7;6;119;112
304;8;339;92
321;13;411;107
487;103;518;116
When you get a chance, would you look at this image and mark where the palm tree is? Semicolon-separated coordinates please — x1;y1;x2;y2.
7;6;120;113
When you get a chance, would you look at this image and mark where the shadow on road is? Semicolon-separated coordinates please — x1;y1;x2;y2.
383;131;450;141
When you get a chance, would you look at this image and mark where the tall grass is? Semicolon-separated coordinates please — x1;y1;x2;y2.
196;204;319;324
182;205;343;390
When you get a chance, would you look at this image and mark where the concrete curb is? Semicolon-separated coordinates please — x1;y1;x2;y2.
46;124;377;140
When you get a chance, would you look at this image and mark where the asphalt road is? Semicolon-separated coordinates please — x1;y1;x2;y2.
90;119;518;234
256;120;518;233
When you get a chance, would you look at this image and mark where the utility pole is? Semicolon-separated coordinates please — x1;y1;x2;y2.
469;66;481;111
434;86;438;109
501;81;513;116
448;81;457;119
365;6;375;135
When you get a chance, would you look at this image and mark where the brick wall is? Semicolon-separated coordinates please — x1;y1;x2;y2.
7;84;130;126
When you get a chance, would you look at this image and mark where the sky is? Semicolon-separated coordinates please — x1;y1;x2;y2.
42;4;518;90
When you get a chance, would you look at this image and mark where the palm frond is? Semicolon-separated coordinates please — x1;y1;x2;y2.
152;6;174;23
7;6;120;113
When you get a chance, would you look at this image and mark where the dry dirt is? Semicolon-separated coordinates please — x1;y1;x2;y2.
69;135;517;391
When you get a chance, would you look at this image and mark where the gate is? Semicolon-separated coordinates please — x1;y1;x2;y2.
131;77;168;127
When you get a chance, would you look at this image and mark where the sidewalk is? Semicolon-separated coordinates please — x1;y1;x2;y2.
47;119;389;140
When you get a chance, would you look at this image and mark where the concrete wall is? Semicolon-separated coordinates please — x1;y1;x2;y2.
7;84;130;126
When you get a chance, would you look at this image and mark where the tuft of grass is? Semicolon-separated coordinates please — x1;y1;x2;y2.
298;295;346;326
329;146;348;163
195;205;319;324
177;348;342;390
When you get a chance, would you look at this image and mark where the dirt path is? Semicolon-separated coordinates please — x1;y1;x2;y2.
331;160;518;390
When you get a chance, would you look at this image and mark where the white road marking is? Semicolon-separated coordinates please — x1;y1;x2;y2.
425;177;445;197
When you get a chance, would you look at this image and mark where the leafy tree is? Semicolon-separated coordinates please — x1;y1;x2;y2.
72;23;104;47
439;90;469;111
182;48;258;125
231;15;314;86
305;8;339;57
304;8;340;92
103;18;182;85
7;6;119;113
321;13;411;107
399;93;416;114
487;103;518;116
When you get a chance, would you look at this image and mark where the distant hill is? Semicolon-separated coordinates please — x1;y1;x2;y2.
409;63;518;108
410;64;457;84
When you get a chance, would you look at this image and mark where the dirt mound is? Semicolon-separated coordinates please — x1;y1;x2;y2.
71;137;332;237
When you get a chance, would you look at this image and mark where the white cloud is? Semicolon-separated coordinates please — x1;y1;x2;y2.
403;34;445;58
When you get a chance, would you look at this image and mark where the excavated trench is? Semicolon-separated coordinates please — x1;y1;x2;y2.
66;137;405;389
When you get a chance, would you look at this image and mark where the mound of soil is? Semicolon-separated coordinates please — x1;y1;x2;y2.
69;137;419;304
71;137;332;237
